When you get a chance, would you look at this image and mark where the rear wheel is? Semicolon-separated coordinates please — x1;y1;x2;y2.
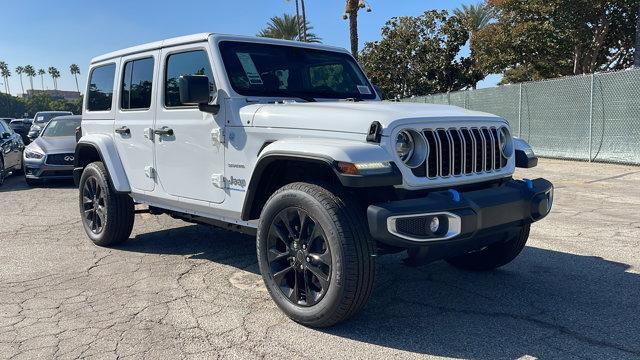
257;182;376;327
79;161;134;246
446;224;530;271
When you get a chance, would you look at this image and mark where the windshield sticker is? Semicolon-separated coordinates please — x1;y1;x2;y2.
357;85;372;95
236;53;263;85
36;116;44;121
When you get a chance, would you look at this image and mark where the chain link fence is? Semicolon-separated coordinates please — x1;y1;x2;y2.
402;68;640;165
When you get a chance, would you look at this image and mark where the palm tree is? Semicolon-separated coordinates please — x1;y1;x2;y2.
70;64;80;93
38;69;46;90
0;61;10;94
300;0;308;42
15;66;25;95
285;0;303;41
257;14;321;42
453;3;495;38
343;0;371;60
48;66;60;90
24;65;36;92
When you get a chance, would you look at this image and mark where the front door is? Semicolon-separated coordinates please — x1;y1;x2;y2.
0;121;20;168
113;51;159;192
154;45;225;204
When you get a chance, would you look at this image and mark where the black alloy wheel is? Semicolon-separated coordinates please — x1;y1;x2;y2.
82;175;107;235
78;162;134;247
267;207;332;307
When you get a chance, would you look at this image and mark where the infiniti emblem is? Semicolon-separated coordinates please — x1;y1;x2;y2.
64;156;74;161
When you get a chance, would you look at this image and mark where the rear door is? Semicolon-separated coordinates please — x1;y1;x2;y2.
113;51;159;192
154;44;225;203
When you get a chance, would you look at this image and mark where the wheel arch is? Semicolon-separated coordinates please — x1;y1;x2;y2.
241;153;340;221
74;134;131;193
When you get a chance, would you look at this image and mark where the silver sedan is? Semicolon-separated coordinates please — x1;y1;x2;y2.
23;115;81;186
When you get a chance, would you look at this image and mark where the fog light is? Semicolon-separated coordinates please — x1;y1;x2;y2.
429;217;440;233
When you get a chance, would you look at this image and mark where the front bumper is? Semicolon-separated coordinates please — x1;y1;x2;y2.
367;178;553;248
24;159;73;180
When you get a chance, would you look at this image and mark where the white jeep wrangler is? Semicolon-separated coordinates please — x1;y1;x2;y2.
74;33;553;327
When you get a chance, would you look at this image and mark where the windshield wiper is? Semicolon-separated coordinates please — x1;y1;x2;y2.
275;90;316;102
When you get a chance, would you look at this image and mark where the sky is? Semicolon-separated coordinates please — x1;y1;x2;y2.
0;0;500;96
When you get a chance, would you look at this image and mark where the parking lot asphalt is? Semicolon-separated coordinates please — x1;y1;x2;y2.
1;158;639;360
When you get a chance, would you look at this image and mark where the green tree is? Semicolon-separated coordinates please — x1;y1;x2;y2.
473;0;638;83
0;61;10;94
48;66;60;90
257;14;321;42
343;0;372;59
15;66;25;95
0;93;26;116
24;65;36;92
70;64;80;93
360;10;483;99
37;69;46;90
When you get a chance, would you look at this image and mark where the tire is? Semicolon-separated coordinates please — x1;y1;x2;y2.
79;161;134;247
257;182;376;327
446;224;530;271
25;177;40;187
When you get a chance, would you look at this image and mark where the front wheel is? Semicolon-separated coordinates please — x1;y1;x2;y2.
79;161;134;247
446;224;530;271
257;182;376;327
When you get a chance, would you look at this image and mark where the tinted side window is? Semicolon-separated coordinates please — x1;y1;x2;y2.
0;120;8;133
121;57;154;110
165;50;215;107
88;64;116;111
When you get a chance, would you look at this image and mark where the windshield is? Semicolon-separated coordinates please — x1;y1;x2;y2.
34;112;71;124
41;118;80;137
219;41;376;100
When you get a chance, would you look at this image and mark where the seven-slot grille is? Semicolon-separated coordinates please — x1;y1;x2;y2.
411;127;507;179
45;153;74;166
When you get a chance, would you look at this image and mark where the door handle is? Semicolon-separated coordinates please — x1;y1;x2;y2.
153;126;174;136
115;126;130;135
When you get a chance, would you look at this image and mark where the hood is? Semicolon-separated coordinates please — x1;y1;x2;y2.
32;136;76;153
248;101;503;135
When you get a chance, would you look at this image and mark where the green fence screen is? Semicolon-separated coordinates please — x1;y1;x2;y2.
402;68;640;165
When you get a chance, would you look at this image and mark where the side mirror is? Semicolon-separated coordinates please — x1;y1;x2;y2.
1;132;10;139
178;75;219;115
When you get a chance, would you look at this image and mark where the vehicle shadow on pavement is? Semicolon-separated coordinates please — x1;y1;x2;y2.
116;224;640;359
0;174;76;193
328;246;640;359
117;223;260;272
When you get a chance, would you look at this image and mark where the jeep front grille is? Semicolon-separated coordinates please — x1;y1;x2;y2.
412;127;507;178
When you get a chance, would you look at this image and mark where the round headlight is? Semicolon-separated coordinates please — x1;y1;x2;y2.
498;126;514;158
395;129;428;168
396;130;414;162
